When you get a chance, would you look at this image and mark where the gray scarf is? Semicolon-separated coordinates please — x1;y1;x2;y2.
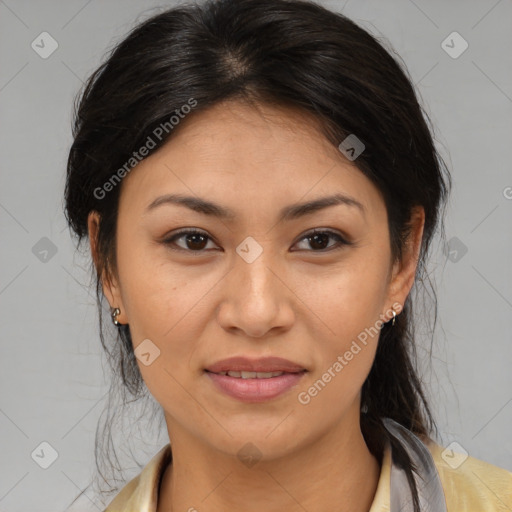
382;418;447;512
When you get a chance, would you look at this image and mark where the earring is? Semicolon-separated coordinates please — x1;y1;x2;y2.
111;307;121;326
391;307;396;327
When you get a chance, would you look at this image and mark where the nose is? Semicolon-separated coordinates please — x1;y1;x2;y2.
216;249;295;338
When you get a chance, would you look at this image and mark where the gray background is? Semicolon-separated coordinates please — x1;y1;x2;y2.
1;0;511;510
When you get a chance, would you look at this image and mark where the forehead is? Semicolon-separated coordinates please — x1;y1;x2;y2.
117;100;385;223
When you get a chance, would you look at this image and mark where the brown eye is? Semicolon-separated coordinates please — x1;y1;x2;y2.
162;228;351;254
292;229;351;252
163;229;218;252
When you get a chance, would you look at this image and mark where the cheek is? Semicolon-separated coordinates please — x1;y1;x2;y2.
294;269;385;417
120;262;202;411
298;251;389;402
114;239;221;389
115;235;192;335
305;255;390;349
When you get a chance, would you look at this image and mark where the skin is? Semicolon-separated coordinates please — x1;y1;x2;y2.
88;100;424;512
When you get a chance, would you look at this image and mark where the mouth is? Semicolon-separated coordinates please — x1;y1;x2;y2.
206;370;305;379
204;369;307;402
204;355;307;374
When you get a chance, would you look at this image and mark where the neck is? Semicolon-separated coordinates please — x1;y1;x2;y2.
157;413;381;512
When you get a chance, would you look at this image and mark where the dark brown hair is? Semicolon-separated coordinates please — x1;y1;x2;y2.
64;0;451;509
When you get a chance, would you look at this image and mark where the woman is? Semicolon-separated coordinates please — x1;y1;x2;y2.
64;0;512;510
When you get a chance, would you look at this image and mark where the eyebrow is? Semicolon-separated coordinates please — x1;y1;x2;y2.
145;192;365;222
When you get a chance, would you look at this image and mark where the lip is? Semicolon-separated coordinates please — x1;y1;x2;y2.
205;356;306;374
205;370;307;403
204;356;308;403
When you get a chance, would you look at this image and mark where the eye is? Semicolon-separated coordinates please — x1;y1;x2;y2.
292;229;351;252
162;228;351;254
162;228;219;253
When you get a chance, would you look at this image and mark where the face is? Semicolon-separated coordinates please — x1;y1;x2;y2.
89;100;423;461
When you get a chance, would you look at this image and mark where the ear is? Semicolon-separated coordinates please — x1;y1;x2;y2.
87;211;127;324
384;205;425;318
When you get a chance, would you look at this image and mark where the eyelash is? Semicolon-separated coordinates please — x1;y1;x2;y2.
162;228;352;254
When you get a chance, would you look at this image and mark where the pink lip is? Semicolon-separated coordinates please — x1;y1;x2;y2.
205;356;306;374
205;370;307;403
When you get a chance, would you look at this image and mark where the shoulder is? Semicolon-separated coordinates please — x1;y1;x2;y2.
426;440;512;511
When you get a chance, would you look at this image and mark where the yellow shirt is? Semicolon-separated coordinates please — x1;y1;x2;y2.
104;441;512;511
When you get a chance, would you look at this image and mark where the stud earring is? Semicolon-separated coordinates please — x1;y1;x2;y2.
111;307;121;326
